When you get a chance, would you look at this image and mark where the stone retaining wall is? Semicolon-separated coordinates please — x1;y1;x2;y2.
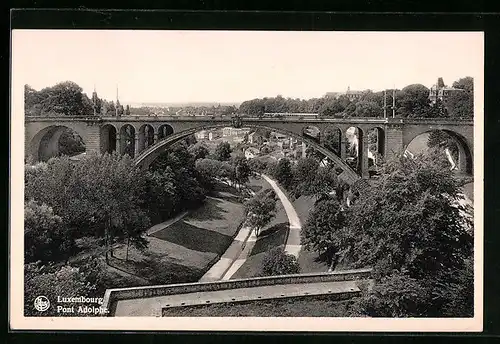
103;268;372;314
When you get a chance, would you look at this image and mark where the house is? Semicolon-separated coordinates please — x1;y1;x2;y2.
248;132;256;144
209;131;221;141
195;130;207;140
324;86;364;101
271;131;288;141
223;127;250;138
428;79;464;104
244;147;260;159
248;131;266;145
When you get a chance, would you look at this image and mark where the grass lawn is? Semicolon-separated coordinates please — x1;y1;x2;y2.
297;248;329;273
162;297;360;317
290;195;331;273
292;195;315;225
150;186;245;255
107;252;206;285
247;176;267;194
109;182;246;286
151;220;234;255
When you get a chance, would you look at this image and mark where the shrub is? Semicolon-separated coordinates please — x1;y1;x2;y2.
261;247;300;276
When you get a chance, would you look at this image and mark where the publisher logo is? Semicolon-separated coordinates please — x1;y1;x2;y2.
34;296;50;312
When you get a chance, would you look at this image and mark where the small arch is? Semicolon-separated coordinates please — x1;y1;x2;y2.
321;126;342;155
157;124;174;141
367;127;385;168
138;124;155;153
345;126;365;174
406;129;472;175
100;124;117;154
120;124;136;158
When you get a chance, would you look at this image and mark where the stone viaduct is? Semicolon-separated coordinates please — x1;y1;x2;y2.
25;115;474;188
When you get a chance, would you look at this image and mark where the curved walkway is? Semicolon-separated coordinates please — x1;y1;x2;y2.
261;174;302;258
209;174;303;281
199;187;256;282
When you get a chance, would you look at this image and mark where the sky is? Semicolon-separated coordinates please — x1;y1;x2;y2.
12;30;483;104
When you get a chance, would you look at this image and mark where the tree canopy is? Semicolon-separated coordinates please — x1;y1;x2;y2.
244;189;277;237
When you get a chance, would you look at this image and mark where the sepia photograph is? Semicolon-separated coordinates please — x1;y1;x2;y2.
10;29;483;331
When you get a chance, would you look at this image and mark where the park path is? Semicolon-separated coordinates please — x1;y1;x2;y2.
208;174;302;282
146;211;189;236
261;174;302;258
199;186;257;282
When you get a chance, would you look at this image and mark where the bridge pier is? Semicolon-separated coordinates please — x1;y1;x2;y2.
134;133;139;158
340;139;347;160
384;123;404;161
360;135;369;178
115;134;121;155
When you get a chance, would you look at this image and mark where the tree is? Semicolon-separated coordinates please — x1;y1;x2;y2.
125;105;131;116
292;157;318;197
291;158;337;199
355;270;433;317
427;130;459;164
429;98;449;118
318;98;348;117
188;143;210;161
195;158;233;187
143;167;177;222
35;81;93;116
453;76;474;93
244;189;277;236
25;85;44;116
445;77;474;119
445;91;473;118
248;158;268;174
231;155;251;189
354;100;382;117
24;153;152;263
260;247;301;276
58;128;86;157
301;196;346;271
273;158;294;190
396;84;432;118
107;101;116;116
344;150;473;316
24;200;74;263
214;141;232;161
24;263;96;317
321;128;341;154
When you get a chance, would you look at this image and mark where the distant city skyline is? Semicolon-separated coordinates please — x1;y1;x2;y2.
13;30;483;104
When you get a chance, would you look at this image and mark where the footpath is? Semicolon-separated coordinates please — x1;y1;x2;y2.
260;174;302;258
200;174;303;282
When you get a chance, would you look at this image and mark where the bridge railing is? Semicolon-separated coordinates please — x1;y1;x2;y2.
102;268;372;315
25;115;473;125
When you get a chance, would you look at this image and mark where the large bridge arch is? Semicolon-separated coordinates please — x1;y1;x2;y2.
404;128;473;175
26;123;89;162
134;124;361;185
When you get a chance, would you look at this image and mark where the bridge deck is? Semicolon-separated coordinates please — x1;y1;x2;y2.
112;280;363;316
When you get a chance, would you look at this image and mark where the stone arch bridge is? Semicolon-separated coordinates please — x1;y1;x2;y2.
25;115;474;188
